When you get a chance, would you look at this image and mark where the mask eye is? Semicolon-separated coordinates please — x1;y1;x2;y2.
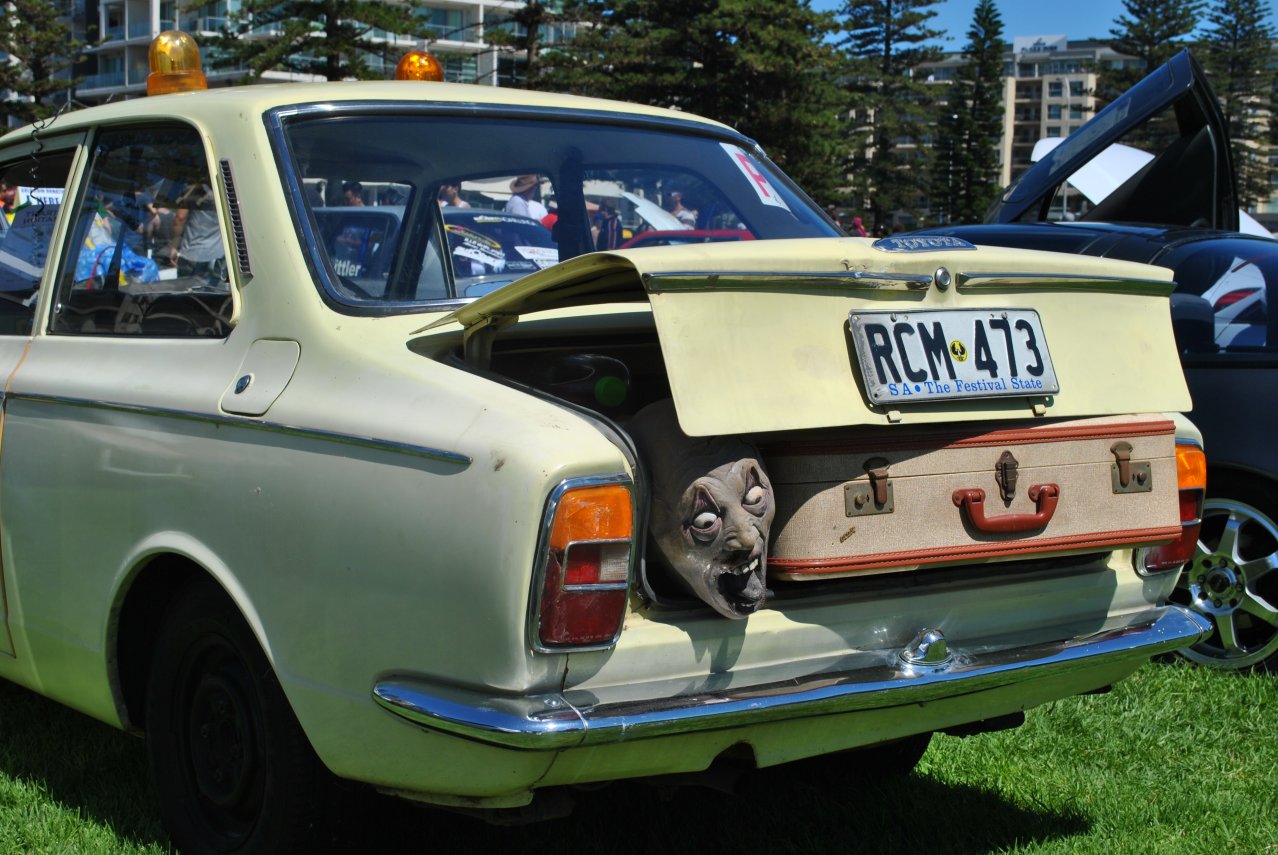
743;485;765;507
687;487;722;542
692;511;719;530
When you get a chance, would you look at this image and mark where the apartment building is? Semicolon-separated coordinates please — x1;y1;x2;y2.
74;0;545;102
923;36;1143;190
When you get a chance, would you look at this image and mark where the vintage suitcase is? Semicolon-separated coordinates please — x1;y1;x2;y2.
763;415;1181;580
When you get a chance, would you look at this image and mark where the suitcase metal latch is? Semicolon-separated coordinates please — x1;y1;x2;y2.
845;457;894;517
995;450;1019;503
1110;441;1152;494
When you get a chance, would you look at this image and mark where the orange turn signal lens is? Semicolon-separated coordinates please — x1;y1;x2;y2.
549;484;633;550
538;482;633;648
1176;443;1207;492
395;50;445;82
1144;442;1207;573
147;31;208;96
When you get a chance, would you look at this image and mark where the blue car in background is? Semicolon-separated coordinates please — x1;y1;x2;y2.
916;51;1278;670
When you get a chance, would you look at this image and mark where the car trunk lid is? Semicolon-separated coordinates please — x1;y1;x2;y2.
417;237;1189;436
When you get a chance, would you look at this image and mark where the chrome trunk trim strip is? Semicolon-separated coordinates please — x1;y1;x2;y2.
955;272;1176;295
644;270;934;292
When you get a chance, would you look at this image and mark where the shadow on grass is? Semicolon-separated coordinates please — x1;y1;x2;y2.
0;680;169;850
1;680;1088;854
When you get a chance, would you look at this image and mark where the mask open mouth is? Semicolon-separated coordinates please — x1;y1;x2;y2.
715;552;769;614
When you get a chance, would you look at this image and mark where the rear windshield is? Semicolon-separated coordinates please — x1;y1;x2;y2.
277;112;837;310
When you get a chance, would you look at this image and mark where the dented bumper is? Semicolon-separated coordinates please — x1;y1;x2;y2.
372;605;1209;751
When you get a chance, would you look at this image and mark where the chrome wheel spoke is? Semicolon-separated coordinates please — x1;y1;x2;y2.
1240;593;1278;627
1216;611;1243;653
1241;552;1278;583
1217;514;1243;564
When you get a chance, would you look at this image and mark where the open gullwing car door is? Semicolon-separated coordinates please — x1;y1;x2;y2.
988;50;1239;232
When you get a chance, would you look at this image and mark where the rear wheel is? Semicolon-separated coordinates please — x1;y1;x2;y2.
145;580;325;854
1171;477;1278;670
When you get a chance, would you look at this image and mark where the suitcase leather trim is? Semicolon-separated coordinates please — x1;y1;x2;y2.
761;419;1175;457
769;523;1183;576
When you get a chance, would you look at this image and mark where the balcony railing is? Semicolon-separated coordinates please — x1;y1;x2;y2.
128;20;152;38
81;70;127;89
179;15;227;33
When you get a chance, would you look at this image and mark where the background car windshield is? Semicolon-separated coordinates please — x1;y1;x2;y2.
281;114;837;308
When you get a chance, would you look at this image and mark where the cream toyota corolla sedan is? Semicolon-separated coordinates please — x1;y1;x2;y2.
0;32;1208;855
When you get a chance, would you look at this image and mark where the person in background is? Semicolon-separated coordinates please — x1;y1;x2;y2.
663;191;697;228
342;181;365;206
506;175;547;220
595;201;621;251
851;215;869;237
170;183;225;284
438;183;470;208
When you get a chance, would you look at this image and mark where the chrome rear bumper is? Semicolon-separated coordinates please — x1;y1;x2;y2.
372;605;1209;751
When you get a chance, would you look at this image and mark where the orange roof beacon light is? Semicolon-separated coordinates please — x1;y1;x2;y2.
147;31;208;96
395;49;445;82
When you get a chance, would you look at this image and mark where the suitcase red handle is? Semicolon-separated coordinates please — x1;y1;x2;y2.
952;484;1060;533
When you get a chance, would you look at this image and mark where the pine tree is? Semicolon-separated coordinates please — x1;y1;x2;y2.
839;0;943;232
1200;0;1276;210
929;0;1005;224
483;1;572;86
537;1;850;205
207;0;433;81
1100;0;1202;104
0;0;84;125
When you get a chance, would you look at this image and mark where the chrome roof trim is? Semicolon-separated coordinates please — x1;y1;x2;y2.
11;393;472;466
956;272;1176;296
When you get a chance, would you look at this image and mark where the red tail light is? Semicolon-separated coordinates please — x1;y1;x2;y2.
1144;443;1206;572
534;481;633;649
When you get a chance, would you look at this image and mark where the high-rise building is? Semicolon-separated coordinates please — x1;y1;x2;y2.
921;35;1144;193
73;0;548;102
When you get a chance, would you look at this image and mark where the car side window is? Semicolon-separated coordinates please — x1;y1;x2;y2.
50;124;232;338
0;153;74;335
1167;241;1277;356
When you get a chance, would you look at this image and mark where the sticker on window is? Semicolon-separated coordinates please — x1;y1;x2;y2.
721;144;790;212
447;225;506;269
515;246;558;268
18;185;65;207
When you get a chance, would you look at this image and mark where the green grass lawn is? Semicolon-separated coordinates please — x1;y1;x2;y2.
1;660;1274;854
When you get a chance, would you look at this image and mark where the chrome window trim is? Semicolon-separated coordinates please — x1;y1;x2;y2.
526;474;636;654
8;393;472;466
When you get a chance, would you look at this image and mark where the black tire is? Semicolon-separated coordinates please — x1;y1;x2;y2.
1170;474;1278;670
145;579;326;854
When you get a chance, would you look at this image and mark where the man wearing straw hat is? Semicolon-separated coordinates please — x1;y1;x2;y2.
505;174;548;220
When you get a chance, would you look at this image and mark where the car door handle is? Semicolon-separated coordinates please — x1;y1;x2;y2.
952;484;1060;533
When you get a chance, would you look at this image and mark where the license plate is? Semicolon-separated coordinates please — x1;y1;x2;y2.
848;309;1060;404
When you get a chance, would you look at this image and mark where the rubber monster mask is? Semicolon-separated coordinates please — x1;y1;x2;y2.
629;401;776;619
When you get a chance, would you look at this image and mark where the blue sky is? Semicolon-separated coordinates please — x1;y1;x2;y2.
813;1;1278;47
